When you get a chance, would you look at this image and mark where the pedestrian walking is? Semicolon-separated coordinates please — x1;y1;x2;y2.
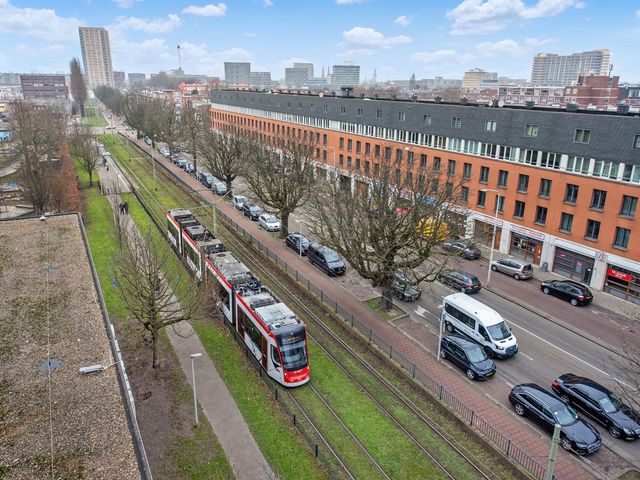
124;201;129;214
106;164;109;171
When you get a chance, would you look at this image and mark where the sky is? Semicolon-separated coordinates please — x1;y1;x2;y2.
1;0;639;83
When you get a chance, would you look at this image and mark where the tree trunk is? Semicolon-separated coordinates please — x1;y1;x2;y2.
225;178;233;195
379;286;395;312
151;328;159;368
280;211;290;239
88;170;93;187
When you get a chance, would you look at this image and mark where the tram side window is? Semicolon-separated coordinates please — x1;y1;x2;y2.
168;221;179;242
240;311;262;348
271;345;281;368
216;283;229;306
185;242;199;266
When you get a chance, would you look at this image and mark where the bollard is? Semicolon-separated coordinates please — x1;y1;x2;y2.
293;414;296;426
470;410;474;426
315;445;318;457
506;440;511;458
439;385;443;400
389;346;392;358
412;364;416;378
275;388;278;400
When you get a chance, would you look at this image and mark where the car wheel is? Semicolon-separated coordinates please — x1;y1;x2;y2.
570;298;578;306
560;436;573;452
460;286;466;293
484;346;494;359
445;322;454;333
439;349;446;359
466;369;476;380
543;287;550;294
491;265;498;272
514;273;521;280
514;403;525;416
609;425;622;438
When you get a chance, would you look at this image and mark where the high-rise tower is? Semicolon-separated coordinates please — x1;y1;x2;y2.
78;27;115;88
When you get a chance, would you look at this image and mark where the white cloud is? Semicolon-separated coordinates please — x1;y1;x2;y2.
574;1;586;8
336;0;368;4
476;38;522;56
280;57;312;68
395;15;410;26
411;49;471;65
177;42;252;74
447;0;585;35
524;36;556;46
342;27;412;49
111;37;174;68
111;14;182;34
112;0;142;8
636;8;640;17
16;43;67;55
262;0;274;6
0;1;83;41
182;3;227;17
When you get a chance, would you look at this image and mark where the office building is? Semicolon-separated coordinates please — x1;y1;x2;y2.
128;73;146;87
294;63;314;79
0;73;21;85
462;69;498;92
331;63;360;87
285;67;311;87
20;74;68;101
209;90;640;304
250;71;272;87
78;26;115;88
531;49;610;87
564;75;619;108
113;71;125;89
224;62;251;85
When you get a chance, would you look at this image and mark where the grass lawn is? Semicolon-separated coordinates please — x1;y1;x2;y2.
364;297;407;321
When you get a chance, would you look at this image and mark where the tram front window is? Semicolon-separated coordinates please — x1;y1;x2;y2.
277;329;308;371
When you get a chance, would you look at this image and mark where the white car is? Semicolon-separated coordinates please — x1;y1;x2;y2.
232;195;248;210
185;162;194;173
258;213;281;232
159;147;171;157
105;124;116;130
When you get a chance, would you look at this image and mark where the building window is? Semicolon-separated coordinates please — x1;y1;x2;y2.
340;106;346;114
365;160;370;172
517;174;529;193
399;111;406;121
590;189;607;210
374;163;379;175
357;108;363;117
498;170;508;187
430;179;439;194
480;166;489;183
365;142;370;155
339;137;344;149
633;134;640;149
395;148;403;163
461;186;469;203
406;170;412;183
323;134;327;145
559;213;574;233
385;147;391;160
494;195;504;214
485;120;497;132
574;129;591;144
347;139;352;151
376;109;383;119
374;144;381;157
539;178;552;197
567;156;589;174
514;200;526;219
347;156;352;167
620;195;638;217
451;117;461;128
463;162;472;179
356;141;361;154
477;190;486;207
447;159;456;176
423;114;432;125
564;184;579;204
420;154;427;169
433;157;441;171
524;124;538;137
535;206;547;225
339;154;344;166
407;151;415;166
585;219;601;241
613;227;631;249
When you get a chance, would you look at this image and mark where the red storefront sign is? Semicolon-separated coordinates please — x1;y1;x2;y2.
607;267;632;282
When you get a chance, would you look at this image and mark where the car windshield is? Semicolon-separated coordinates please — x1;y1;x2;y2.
465;346;487;363
553;405;578;426
487;321;511;341
324;250;341;262
299;237;310;247
264;215;277;222
599;393;624;413
250;206;261;213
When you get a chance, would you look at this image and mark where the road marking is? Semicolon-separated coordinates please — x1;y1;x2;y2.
518;351;534;361
509;320;635;389
504;381;515;389
414;306;428;317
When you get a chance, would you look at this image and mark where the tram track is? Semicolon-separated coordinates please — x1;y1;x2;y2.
105;134;523;480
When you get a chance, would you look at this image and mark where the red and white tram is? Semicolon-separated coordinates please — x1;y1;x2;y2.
166;208;224;280
207;251;310;387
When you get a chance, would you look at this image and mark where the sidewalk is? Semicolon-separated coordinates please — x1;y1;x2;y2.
94;159;275;480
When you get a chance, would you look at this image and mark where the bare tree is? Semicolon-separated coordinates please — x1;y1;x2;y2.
198;124;245;193
69;124;100;186
113;227;208;368
8;101;66;213
243;133;318;237
178;103;203;174
69;57;88;117
310;154;466;311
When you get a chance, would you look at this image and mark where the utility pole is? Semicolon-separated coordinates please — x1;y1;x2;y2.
546;424;561;480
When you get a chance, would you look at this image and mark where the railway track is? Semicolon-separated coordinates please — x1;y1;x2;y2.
104;134;522;480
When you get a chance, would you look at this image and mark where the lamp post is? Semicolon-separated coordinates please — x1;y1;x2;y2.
479;188;501;285
212;189;232;236
189;353;202;424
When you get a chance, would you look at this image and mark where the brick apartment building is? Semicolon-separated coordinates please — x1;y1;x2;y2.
209;90;640;305
565;75;619;108
20;74;68;101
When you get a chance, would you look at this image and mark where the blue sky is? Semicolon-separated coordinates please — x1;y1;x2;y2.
1;0;639;82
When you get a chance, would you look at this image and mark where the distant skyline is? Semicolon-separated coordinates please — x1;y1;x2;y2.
1;0;639;83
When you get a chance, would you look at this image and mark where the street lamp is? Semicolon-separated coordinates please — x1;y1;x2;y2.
479;188;501;285
189;353;202;424
212;189;232;236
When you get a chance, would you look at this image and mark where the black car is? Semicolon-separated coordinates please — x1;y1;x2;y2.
438;271;482;293
442;241;481;260
242;203;263;221
440;335;496;380
307;243;346;276
285;233;310;255
541;280;593;306
552;374;640;440
508;383;601;456
392;272;422;302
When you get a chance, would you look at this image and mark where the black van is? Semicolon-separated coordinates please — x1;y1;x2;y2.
307;243;346;276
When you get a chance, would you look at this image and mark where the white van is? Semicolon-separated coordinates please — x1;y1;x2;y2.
441;293;518;358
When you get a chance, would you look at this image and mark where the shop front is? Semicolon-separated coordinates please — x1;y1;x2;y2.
604;264;640;305
473;217;501;249
552;247;594;284
509;226;544;264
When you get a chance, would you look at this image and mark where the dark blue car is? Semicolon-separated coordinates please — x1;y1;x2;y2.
439;335;496;380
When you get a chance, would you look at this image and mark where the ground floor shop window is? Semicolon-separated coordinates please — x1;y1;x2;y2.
474;221;501;248
604;265;640;305
552;247;594;284
509;234;542;264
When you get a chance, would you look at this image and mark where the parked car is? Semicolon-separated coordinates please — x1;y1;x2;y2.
197;171;214;188
258;213;281;232
176;158;188;170
159;147;171;157
508;383;601;455
105;124;116;130
144;136;152;146
307;243;346;276
490;259;533;280
541;280;593;306
232;195;248;210
438;271;482;293
184;162;194;173
392;271;422;301
285;233;310;255
242;203;263;220
439;335;496;380
552;374;640;440
442;241;481;260
212;179;228;195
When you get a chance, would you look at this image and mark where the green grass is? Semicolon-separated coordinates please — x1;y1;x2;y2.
81;100;108;127
618;471;640;480
364;298;407;321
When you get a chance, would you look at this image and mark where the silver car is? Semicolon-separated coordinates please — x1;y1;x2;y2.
490;259;533;280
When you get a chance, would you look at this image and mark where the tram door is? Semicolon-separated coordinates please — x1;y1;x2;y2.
261;337;268;370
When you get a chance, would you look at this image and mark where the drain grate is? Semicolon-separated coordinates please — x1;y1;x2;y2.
42;267;57;276
39;358;62;373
